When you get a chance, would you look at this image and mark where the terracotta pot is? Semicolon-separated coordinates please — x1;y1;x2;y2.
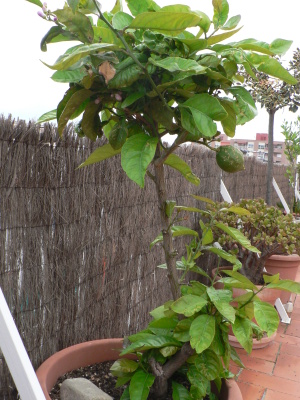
36;338;243;400
265;254;300;304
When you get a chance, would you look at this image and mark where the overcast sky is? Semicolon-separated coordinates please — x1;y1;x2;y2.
0;0;299;140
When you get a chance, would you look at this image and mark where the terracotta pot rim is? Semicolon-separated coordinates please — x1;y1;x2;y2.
36;338;243;400
229;331;277;350
267;254;300;261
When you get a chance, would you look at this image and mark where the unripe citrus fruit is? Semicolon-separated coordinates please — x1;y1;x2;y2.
216;145;245;173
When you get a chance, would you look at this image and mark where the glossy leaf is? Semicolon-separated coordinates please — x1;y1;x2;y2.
111;0;123;13
232;316;252;353
121;92;145;109
68;0;80;12
26;0;43;6
112;11;134;30
221;15;241;30
270;38;293;55
37;109;57;123
227;86;257;125
207;287;235;323
150;226;199;249
207;27;242;45
40;26;76;52
126;0;160;16
81;102;102;141
148;316;178;336
200;220;213;245
43;43;118;70
164;154;200;185
247;53;298;85
190;315;215;353
267;279;300;293
212;0;229;29
171;295;207;317
149;57;206;73
93;27;124;46
108;64;142;88
181;107;217;139
58;89;92;136
129;370;155;400
172;381;192;400
110;359;139;377
204;247;242;268
194;349;223;380
51;68;87;83
219;99;236;137
54;8;94;44
227;206;251;216
120;334;182;355
188;367;208;398
220;270;258;291
120;387;130;400
121;134;158;188
230;346;245;368
78;144;121;168
182;94;228;121
253;301;279;336
128;12;203;32
173;319;192;342
191;195;215;205
215;222;260;253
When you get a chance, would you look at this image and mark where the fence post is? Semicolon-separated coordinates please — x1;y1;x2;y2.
0;287;46;400
220;179;233;203
272;178;290;214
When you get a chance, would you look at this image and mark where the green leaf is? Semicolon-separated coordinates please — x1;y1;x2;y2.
188;367;208;398
126;0;160;16
42;43;118;71
232;316;252;353
120;334;182;355
207;287;235;323
26;0;43;6
182;94;228;121
165;200;176;218
68;0;80;12
221;15;241;30
120;387;130;400
180;107;217;139
220;270;258;291
267;279;300;294
171;295;207;317
215;222;260;253
58;89;92;136
129;370;155;400
207;27;242;46
149;57;206;74
199;221;213;245
194;349;223;380
270;39;293;55
160;346;179;357
219;100;236;137
78;144;121;168
164;154;200;186
128;12;203;32
37;109;57;123
172;381;192;400
148;316;178;336
54;8;94;43
111;0;123;13
121;134;158;188
230;346;245;368
112;11;133;29
204;247;242;268
93;26;124;46
81;102;101;141
253;301;279;337
227;87;257;125
51;68;87;83
173;319;192;342
110;359;139;377
57;86;80;121
246;53;298;85
212;0;229;29
227;206;251;216
191;195;215;205
150;226;198;249
40;26;76;52
190;315;216;353
121;92;145;109
108;64;142;89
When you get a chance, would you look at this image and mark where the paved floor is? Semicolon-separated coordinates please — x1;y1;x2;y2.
231;270;300;399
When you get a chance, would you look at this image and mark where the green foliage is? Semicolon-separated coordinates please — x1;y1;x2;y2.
32;0;297;188
205;198;300;283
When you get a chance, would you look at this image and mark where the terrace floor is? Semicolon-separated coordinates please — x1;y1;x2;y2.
231;269;300;399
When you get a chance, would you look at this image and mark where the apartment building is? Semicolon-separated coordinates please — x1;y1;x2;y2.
213;133;288;165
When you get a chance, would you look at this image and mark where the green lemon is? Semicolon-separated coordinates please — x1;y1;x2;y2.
216;145;245;173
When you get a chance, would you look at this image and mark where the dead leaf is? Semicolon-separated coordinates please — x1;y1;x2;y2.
99;61;116;84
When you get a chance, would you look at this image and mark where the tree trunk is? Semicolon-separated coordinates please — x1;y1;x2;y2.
266;109;275;205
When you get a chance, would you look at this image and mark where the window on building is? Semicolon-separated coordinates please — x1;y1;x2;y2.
247;142;254;149
277;153;282;158
258;143;265;149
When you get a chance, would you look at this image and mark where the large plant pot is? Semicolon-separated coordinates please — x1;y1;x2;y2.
265;254;300;304
36;338;243;400
211;267;280;348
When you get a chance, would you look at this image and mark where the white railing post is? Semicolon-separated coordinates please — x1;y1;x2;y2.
0;287;46;400
272;178;290;214
220;179;233;203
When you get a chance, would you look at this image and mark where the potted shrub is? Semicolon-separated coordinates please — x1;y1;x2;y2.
27;0;300;398
205;198;300;285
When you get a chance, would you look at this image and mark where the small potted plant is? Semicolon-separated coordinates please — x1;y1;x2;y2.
27;0;300;398
205;198;300;308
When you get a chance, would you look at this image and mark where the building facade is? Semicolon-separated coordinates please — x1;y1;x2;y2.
213;133;288;165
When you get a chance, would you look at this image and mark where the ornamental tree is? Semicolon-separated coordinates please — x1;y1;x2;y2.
26;0;299;397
